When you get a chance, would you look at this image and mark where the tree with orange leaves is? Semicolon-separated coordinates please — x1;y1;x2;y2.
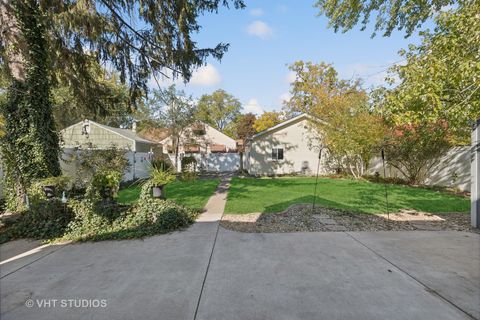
285;61;386;177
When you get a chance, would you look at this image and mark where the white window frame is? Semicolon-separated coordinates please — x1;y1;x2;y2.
270;147;284;162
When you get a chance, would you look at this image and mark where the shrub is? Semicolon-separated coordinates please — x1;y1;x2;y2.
150;158;173;172
384;122;451;185
0;200;73;243
181;156;197;172
134;198;197;231
24;175;71;207
73;146;130;188
149;167;176;187
86;170;122;200
62;199;129;241
60;197;197;241
36;176;72;192
180;156;198;182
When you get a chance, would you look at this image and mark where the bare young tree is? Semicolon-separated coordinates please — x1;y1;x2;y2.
150;85;196;172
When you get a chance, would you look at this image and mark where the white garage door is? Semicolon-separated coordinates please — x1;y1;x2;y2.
203;153;240;172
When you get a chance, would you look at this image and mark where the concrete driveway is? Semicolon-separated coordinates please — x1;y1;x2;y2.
1;227;479;320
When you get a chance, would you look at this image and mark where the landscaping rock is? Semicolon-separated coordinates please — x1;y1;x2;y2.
220;204;478;234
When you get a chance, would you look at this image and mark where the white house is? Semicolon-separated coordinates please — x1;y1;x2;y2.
160;122;239;172
245;113;326;176
244;113;472;192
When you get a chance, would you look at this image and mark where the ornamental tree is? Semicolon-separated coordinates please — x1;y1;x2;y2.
384;121;451;184
286;61;386;177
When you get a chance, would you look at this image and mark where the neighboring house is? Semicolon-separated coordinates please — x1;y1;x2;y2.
160;122;239;172
245;113;326;176
60;120;159;181
245;113;472;191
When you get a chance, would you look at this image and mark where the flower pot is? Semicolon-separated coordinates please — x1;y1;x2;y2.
152;185;165;199
42;185;56;199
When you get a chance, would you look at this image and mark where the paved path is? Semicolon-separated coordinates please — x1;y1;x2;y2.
195;175;231;222
1;176;479;320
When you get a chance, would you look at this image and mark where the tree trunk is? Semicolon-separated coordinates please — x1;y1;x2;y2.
239;152;244;171
174;136;180;172
0;0;61;209
0;0;27;81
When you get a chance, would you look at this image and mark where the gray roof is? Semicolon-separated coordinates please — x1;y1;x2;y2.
92;121;157;144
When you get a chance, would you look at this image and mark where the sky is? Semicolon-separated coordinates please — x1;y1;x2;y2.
152;0;427;115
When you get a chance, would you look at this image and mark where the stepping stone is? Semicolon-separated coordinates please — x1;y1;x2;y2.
315;217;337;225
314;214;331;219
410;221;444;231
325;225;348;231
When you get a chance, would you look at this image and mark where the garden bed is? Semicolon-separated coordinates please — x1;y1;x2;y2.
221;204;477;233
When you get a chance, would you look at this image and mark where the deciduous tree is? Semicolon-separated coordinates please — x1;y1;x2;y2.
253;111;284;132
234;113;256;171
152;85;196;172
384;122;451;184
196;89;242;131
286;61;386;177
376;2;479;143
0;0;244;208
314;0;455;37
235;113;257;140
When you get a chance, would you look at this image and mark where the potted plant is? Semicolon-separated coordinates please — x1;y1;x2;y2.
149;167;176;199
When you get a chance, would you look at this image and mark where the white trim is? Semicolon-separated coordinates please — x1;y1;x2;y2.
90;121;137;144
269;146;285;162
251;113;325;140
159;122;235;146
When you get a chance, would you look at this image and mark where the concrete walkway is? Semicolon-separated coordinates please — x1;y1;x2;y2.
195;175;231;222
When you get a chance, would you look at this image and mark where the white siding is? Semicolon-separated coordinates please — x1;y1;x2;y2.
61;122;135;150
61;148;153;184
247;117;325;176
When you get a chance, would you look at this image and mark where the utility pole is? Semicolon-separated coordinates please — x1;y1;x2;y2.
472;119;480;228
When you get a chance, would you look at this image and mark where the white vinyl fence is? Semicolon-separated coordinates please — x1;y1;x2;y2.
368;146;471;192
0;161;4;199
472;120;479;227
61;148;153;184
168;152;240;173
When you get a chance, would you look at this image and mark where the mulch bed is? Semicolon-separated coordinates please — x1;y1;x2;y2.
220;204;478;233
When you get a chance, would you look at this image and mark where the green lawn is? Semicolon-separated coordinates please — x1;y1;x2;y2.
224;177;469;214
117;179;220;210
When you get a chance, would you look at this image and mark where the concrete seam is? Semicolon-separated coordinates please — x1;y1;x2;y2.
0;243;70;279
345;232;478;320
193;177;230;320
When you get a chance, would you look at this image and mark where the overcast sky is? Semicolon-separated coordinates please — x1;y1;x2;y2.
150;0;428;115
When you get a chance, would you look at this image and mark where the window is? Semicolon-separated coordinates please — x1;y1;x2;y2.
271;148;284;161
